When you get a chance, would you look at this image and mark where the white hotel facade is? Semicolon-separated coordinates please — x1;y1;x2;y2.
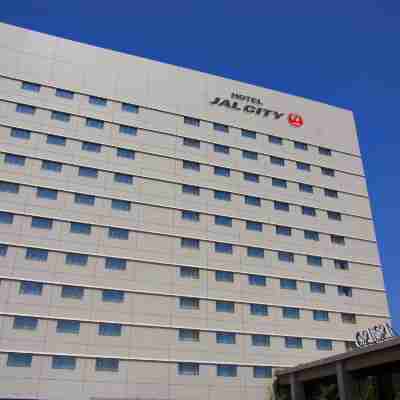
0;22;390;400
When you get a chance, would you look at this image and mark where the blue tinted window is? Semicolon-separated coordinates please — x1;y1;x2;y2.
86;118;104;129
216;332;235;344
304;230;319;241
285;337;303;349
46;134;66;146
184;116;200;126
313;310;329;321
7;353;32;367
0;181;19;193
20;281;43;295
246;221;262;231
105;257;127;271
31;216;53;230
95;358;119;372
213;123;229;133
183;138;201;148
179;297;200;309
254;366;272;378
215;242;233;254
99;323;122;336
52;356;76;370
13;316;38;330
51;111;70;122
276;226;291;236
0;244;8;256
270;156;285;166
248;274;266;286
338;286;352;297
297;162;310;171
37;187;58;199
61;285;84;299
299;183;314;193
214;144;230;154
214;191;231;201
82;141;101;153
335;259;349;270
328;211;342;221
217;365;237;377
178;329;200;342
178;363;199;376
245;196;261;206
89;96;107;106
302;206;316;216
322;167;335;177
117;148;135;159
272;178;287;188
22;81;40;92
214;166;230;177
108;227;129;240
121;103;138;113
25;248;48;261
250;304;268;316
316;339;333;351
269;135;282;145
102;289;124;303
280;279;297;290
310;282;326;293
242;150;258;160
182;210;200;221
215;215;232;227
252;335;270;347
111;199;131;211
119;125;137;135
41;160;62;172
324;189;338;198
181;238;200;249
16;104;36;114
307;255;322;267
294;141;308;150
182;185;200;195
0;211;13;224
215;270;234;282
11;127;31;140
247;247;264;258
243;172;259;183
5;153;26;166
78;166;98;178
216;301;235;313
319;147;332;156
57;320;80;334
55;88;74;99
278;251;294;263
183;160;200;171
242;130;256;139
75;193;95;205
114;173;133;184
65;253;88;266
179;266;199;279
283;307;300;319
70;222;91;235
274;201;290;211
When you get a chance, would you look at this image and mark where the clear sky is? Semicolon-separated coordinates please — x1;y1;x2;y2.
1;1;399;329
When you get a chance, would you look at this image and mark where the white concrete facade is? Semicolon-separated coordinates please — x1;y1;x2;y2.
0;22;390;399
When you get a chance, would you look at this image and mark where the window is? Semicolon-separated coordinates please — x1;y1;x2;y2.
272;178;287;188
114;173;133;184
37;187;58;200
182;185;200;196
214;166;230;177
216;332;236;344
242;130;256;139
319;147;332;156
19;281;43;296
16;104;36;114
95;358;119;372
179;266;199;279
270;156;285;166
324;189;338;198
280;278;297;290
75;193;95;206
338;286;352;297
214;143;230;154
178;363;199;376
65;253;88;266
0;244;8;257
178;329;199;342
42;160;62;172
82;141;101;153
297;162;310;171
13;316;38;330
216;301;235;313
22;81;41;92
179;297;199;310
56;320;80;334
276;225;291;236
183;137;200;148
0;211;13;225
302;206;316;216
310;282;326;294
274;201;289;211
250;304;269;316
99;323;122;336
181;210;200;222
215;242;233;254
86;118;104;129
217;365;237;377
322;167;335;177
215;270;234;282
25;248;48;261
181;238;200;249
55;88;74;99
244;172;259;183
299;183;314;193
285;337;303;349
0;181;19;193
294;141;308;151
342;313;356;324
304;230;319;241
215;215;232;227
184;116;200;126
242;150;258;160
307;255;322;267
111;199;131;211
5;153;26;166
52;356;76;370
61;285;84;299
283;307;300;319
108;227;129;240
183;160;200;171
254;366;272;379
121;102;139;113
70;222;91;235
246;221;263;232
316;339;333;351
11;127;31;140
7;353;32;367
51;111;70;122
117;148;136;160
214;190;231;201
248;274;266;286
328;211;342;221
31;217;53;230
89;96;107;106
47;134;66;146
105;257;127;271
346;341;357;351
252;335;270;347
247;247;264;258
313;310;329;321
269;135;282;145
119;125;137;135
78;166;98;178
335;259;349;270
331;235;345;245
245;195;261;206
102;289;125;303
213;123;229;133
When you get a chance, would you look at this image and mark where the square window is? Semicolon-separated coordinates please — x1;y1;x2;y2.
7;353;32;367
313;310;329;321
214;190;231;201
65;253;88;266
215;242;233;254
216;301;235;313
213;123;229;133
179;266;199;279
178;329;200;342
70;222;91;235
21;81;40;92
20;281;43;296
254;366;272;378
89;96;107;106
280;278;297;290
61;286;84;299
215;215;232;227
294;141;308;150
25;248;48;261
111;199;131;211
102;289;125;303
47;134;66;146
184;116;200;126
216;332;236;344
328;211;342;221
178;363;199;376
105;257;127;271
182;185;200;195
272;178;287;188
242;130;256;139
296;162;310;171
56;320;80;334
179;297;200;310
270;156;285;166
13;316;38;330
52;356;76;370
304;230;319;241
283;307;300;319
319;147;332;156
114;173;133;184
16;104;36;114
0;211;14;225
182;210;200;221
335;259;349;270
252;335;270;347
285;337;303;349
215;270;234;282
342;313;356;324
338;286;352;297
82;141;101;153
51;111;70;122
10;127;31;140
121;103;138;113
183;138;200;148
119;125;137;135
78;166;98;178
99;323;122;336
307;255;322;267
276;225;291;236
310;282;326;293
42;160;62;172
75;193;95;206
5;153;26;166
248;274;266;286
274;201;289;211
246;221;263;231
0;181;19;193
244;172;259;183
242;150;258;160
331;235;345;245
316;339;333;351
109;227;129;240
217;365;237;377
302;206;316;216
269;135;282;145
214;166;230;177
250;304;269;316
324;189;338;198
247;247;264;258
0;244;8;256
55;88;74;99
245;196;261;206
37;187;58;199
86;118;104;129
31;216;53;230
214;144;230;154
299;183;314;193
95;358;119;372
322;167;335;177
183;160;200;171
181;238;200;249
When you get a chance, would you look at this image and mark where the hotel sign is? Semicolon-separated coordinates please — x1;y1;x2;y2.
210;92;304;128
355;323;397;348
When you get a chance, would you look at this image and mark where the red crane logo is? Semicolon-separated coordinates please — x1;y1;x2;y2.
288;113;303;128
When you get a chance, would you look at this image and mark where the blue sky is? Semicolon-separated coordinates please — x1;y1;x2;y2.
1;1;399;329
